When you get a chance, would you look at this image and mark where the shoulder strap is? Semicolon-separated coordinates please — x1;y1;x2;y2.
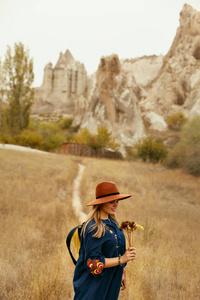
66;225;82;266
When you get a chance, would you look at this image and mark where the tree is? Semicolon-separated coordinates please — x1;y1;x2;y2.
86;126;119;151
0;58;6;130
135;136;168;163
2;42;34;135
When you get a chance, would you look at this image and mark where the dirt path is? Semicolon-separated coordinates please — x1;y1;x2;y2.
72;163;87;223
0;144;47;154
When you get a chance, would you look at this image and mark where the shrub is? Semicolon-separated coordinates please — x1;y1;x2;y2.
125;146;138;161
14;130;43;148
72;126;119;151
0;133;15;144
181;115;200;146
72;128;91;144
163;143;186;168
58;118;73;130
183;150;200;176
38;123;65;151
95;126;119;151
166;116;200;176
135;136;168;163
167;113;188;130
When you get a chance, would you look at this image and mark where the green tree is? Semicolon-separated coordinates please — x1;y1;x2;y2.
72;126;119;151
0;59;5;130
86;126;119;150
2;42;34;135
135;136;168;163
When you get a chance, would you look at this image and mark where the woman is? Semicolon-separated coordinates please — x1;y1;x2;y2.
73;181;136;300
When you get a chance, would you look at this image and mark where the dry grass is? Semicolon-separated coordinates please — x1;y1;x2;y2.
0;150;78;299
1;151;200;299
78;157;200;300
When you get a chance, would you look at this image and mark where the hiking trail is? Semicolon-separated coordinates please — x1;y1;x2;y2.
72;163;87;223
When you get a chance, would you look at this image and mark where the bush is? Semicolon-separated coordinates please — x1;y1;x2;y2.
166;116;200;176
14;130;43;148
72;128;91;144
164;143;186;169
38;123;66;151
181;116;200;145
0;133;15;144
183;150;200;176
58;118;73;130
135;136;168;163
167;113;188;130
125;146;138;161
72;126;119;151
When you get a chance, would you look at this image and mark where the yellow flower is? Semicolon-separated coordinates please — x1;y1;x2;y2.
135;223;144;230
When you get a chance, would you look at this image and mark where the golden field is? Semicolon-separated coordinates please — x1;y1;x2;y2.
0;150;200;299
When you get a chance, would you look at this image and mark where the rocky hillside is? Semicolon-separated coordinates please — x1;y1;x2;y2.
32;4;200;147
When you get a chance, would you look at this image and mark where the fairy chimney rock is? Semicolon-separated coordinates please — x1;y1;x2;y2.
41;49;87;100
140;4;200;119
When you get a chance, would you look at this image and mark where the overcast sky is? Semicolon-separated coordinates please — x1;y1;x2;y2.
0;0;200;87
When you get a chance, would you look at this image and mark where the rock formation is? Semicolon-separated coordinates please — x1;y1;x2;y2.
73;54;145;146
32;4;200;149
32;50;87;115
140;4;200;122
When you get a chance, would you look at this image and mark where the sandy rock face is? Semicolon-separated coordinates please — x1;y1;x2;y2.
121;56;163;88
73;54;145;145
140;4;200;120
32;50;88;115
143;112;167;131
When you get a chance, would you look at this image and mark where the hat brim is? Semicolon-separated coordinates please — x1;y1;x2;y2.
86;194;132;206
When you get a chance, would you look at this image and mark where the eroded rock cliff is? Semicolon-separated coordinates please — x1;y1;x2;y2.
32;4;200;148
73;54;145;145
140;4;200;121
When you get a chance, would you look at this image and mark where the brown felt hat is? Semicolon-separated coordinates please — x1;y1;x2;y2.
86;181;132;206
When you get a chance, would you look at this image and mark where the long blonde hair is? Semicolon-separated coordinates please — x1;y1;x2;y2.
82;205;119;238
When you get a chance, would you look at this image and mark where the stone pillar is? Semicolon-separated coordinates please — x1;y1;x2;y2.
53;68;64;93
71;67;76;94
42;63;53;93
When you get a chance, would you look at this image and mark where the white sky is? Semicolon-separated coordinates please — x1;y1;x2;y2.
0;0;200;87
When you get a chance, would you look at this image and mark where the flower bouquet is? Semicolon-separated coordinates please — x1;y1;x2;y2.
120;221;144;247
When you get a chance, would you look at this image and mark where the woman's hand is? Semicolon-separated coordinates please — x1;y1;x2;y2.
121;247;136;264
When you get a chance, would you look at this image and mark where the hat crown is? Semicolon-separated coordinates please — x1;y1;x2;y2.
96;181;119;199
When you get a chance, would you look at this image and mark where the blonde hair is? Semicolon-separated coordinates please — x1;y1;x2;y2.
82;205;119;238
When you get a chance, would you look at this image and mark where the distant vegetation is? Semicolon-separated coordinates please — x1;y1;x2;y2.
1;115;200;176
165;115;200;176
167;112;188;131
0;42;34;135
134;136;168;163
0;43;199;176
71;125;119;151
0;115;119;153
125;115;200;177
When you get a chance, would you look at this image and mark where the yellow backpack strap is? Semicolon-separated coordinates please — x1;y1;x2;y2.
72;227;81;257
66;224;84;266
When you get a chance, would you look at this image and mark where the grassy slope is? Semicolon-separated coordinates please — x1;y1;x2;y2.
79;157;200;300
0;151;200;299
0;150;78;299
